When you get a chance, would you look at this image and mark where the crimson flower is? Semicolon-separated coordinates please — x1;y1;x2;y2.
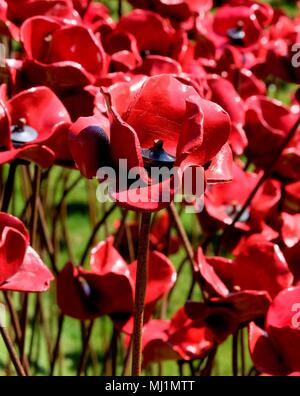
116;9;184;58
245;95;300;179
101;30;142;73
193;238;293;324
0;212;53;292
207;74;247;155
0;85;71;167
127;0;212;29
198;162;281;246
210;49;266;100
82;1;111;25
195;0;269;62
142;304;237;367
5;0;80;25
20;16;107;90
56;237;176;325
253;15;300;85
249;285;300;375
82;2;114;42
69;74;232;212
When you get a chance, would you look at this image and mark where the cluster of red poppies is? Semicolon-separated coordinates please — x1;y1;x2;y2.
0;0;299;376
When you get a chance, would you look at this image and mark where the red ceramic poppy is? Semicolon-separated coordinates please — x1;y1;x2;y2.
129;250;176;308
194;238;293;324
195;1;265;55
6;0;79;25
57;237;176;324
102;30;142;73
0;212;53;292
0;85;71;167
20;15;107;90
199;162;256;234
207;74;247;155
141;320;179;366
116;10;178;57
269;10;298;42
245;96;300;177
69;74;231;212
231;239;293;299
82;1;111;26
56;238;135;321
249;285;300;375
254;30;299;97
228;0;274;28
128;0;212;29
215;2;268;46
142;307;215;367
223;67;266;100
184;302;239;343
199;162;280;244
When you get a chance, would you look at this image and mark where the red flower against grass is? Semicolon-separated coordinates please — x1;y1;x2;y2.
142;304;237;367
207;74;247;155
198;162;281;246
69;74;232;211
0;85;71;166
249;285;300;375
128;0;212;29
245;95;300;179
193;238;293;324
20;15;107;90
5;0;80;25
0;212;53;292
56;237;176;325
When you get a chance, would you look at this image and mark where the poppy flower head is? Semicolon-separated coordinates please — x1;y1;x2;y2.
0;85;71;167
0;212;53;292
69;74;231;212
